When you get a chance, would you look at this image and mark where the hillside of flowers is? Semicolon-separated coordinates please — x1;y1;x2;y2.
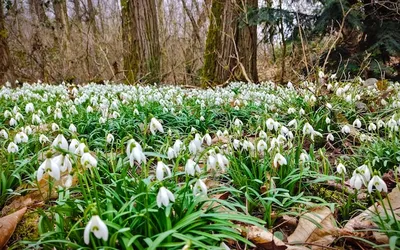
0;77;400;249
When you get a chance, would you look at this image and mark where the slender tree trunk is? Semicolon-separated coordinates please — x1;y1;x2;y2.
278;0;286;84
121;0;161;84
73;0;82;22
87;0;99;35
0;0;12;84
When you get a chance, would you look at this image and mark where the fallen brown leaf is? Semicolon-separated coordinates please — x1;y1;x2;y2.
0;207;27;248
287;206;337;250
242;226;287;250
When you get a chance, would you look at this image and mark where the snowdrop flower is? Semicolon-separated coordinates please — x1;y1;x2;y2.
299;153;309;163
387;118;398;131
156;161;172;181
303;123;314;135
39;134;49;144
356;164;371;182
318;71;325;78
287;119;297;129
86;106;93;113
173;139;184;155
14;132;28;144
233;139;241;150
353;119;362;129
330;73;337;79
203;133;212;146
69;124;77;133
52;134;69;151
257;140;267;153
273;153;287;168
84;215;109;245
185;159;201;176
193;179;207;197
350;172;366;190
0;129;8;139
150;117;164;135
326;103;332;109
234;118;243;127
7;142;18;153
63;174;73;188
287;107;296;114
287;81;294;89
37;158;61;181
368;175;387;193
167;147;175;159
368;123;377;131
106;134;114;144
259;130;267;139
156;187;175;208
325;117;331;124
54;108;63;119
69;139;80;152
81;152;98;169
129;146;146;166
242;140;255;151
53;154;72;173
99;117;107;124
215;153;229;171
299;108;305;116
25;103;34;113
32;114;42;124
326;133;334;142
207;155;217;171
52;123;60;132
4;110;12;118
266;118;275;131
341;125;351;134
9;117;17;126
377;120;385;129
336;163;346;174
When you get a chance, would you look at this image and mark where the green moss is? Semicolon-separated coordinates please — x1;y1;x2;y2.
8;212;40;246
201;0;224;87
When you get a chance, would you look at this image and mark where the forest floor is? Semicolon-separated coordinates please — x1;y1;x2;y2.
0;79;399;249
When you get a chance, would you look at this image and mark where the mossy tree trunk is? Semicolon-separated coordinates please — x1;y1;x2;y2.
0;0;12;84
121;0;161;84
202;0;258;87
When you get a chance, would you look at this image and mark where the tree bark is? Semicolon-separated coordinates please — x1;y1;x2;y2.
0;0;12;84
73;0;82;22
202;0;258;86
121;0;161;84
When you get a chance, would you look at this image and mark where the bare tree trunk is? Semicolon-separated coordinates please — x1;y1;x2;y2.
87;0;99;35
278;0;286;84
73;0;82;22
53;0;70;39
121;0;161;84
0;0;12;84
202;0;258;86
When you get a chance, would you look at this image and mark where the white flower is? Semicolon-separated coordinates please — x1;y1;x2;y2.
156;161;172;181
37;158;61;181
216;153;229;171
51;123;60;132
336;163;346;174
299;153;309;163
193;179;207;197
368;175;387;193
167;147;175;159
81;152;98;169
326;133;334;142
52;134;69;151
325;117;331;124
9;118;17;126
0;129;8;139
356;164;371;182
32;114;42;124
273;153;287;168
14;132;28;144
63;174;73;188
377;120;385;129
84;215;109;245
69;124;77;133
287;119;297;129
234;118;243;127
207;155;217;171
303;123;314;135
368;123;377;131
350;172;366;190
25;103;34;113
156;187;175;208
266;118;275;131
326;103;332;109
353;119;362;129
259;130;267;139
150;117;164;135
7;142;18;153
69;139;80;152
185;159;201;176
106;134;114;144
173;139;183;155
257;140;267;153
233;139;241;150
341;125;351;134
129;146;146;166
318;71;325;78
53;154;72;173
203;133;212;146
